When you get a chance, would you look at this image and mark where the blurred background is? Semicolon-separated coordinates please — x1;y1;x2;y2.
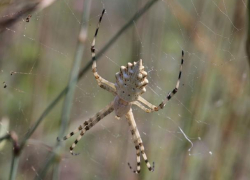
0;0;250;179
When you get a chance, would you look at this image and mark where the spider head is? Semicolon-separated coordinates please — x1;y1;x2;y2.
115;59;148;102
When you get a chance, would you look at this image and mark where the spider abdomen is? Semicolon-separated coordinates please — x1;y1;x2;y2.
115;59;148;102
113;96;132;118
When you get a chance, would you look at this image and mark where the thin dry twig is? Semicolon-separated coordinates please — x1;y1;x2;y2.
0;0;56;32
0;131;20;180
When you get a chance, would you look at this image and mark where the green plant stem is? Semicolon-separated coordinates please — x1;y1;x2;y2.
9;155;20;180
0;133;20;180
20;89;66;150
40;149;58;179
52;0;92;179
58;0;91;143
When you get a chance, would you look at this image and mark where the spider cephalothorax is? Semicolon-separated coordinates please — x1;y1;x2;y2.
115;59;148;102
58;9;184;174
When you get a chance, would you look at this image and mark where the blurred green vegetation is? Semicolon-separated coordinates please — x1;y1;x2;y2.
0;0;250;180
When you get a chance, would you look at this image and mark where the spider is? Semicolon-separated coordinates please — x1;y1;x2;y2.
58;9;184;174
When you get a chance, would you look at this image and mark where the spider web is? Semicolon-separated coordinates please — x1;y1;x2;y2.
0;0;249;179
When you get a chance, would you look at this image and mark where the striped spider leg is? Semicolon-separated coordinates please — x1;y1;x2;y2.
58;102;114;155
91;9;116;96
126;109;154;173
133;51;184;113
58;8;184;174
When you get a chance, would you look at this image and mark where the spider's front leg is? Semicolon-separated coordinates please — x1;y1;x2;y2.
135;50;184;113
126;108;154;173
91;9;116;95
92;61;116;95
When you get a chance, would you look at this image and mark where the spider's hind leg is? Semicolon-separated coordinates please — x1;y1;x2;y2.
127;126;141;174
138;140;155;172
127;143;141;174
126;108;154;173
60;101;114;155
57;124;84;142
69;130;85;156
